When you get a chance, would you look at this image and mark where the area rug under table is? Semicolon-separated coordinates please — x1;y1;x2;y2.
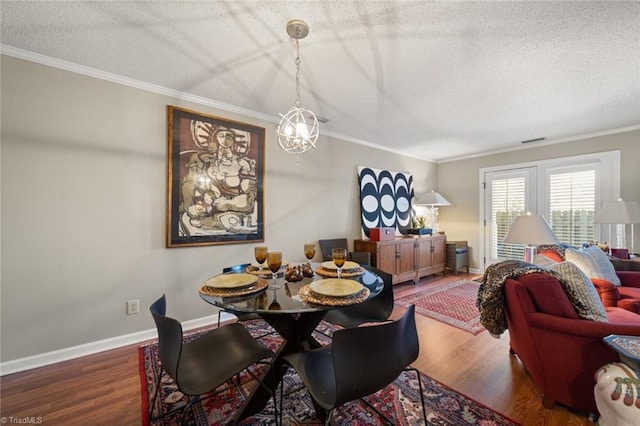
395;280;485;335
140;320;516;425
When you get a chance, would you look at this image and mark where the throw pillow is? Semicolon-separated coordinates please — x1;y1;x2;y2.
537;247;564;262
590;278;620;307
547;261;608;322
565;246;621;286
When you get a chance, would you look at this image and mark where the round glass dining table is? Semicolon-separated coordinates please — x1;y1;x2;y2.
198;263;384;422
199;263;383;314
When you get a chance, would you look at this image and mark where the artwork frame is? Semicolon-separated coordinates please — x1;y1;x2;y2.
166;106;265;247
357;166;415;238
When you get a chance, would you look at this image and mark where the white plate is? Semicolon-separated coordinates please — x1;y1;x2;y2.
205;273;258;289
321;260;359;271
309;279;363;297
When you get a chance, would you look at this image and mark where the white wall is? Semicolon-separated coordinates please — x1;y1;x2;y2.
0;55;437;363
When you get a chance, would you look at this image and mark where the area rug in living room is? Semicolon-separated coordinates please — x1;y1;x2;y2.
140;320;517;425
395;279;485;335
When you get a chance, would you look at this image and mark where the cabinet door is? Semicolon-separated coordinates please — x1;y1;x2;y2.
396;240;416;282
432;236;446;268
416;239;433;270
376;243;397;276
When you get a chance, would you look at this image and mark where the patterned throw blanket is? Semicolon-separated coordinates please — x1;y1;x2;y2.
476;260;556;337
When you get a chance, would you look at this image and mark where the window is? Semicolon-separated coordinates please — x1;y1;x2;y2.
481;151;619;268
491;176;525;259
547;167;596;246
484;167;535;265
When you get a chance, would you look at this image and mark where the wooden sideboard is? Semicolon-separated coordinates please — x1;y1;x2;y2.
354;235;446;284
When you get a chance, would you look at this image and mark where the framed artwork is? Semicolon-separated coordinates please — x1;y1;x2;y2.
166;106;265;247
357;166;414;238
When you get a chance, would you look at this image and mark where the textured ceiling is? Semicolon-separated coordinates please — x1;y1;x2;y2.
1;1;639;162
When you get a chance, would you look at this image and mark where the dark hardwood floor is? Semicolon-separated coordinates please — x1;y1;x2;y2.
0;273;593;425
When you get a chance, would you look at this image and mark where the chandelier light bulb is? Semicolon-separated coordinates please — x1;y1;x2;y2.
296;122;309;139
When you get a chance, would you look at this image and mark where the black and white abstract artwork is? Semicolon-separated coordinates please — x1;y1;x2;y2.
357;166;414;238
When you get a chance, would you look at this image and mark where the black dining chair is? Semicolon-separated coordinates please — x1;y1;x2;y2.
149;295;277;425
279;305;425;425
318;238;371;266
216;263;276;339
322;266;394;329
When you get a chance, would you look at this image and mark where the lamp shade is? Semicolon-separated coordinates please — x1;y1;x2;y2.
594;199;640;224
503;213;559;245
415;190;450;206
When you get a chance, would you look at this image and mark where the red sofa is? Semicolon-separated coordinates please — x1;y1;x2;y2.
504;272;640;414
591;273;640;314
538;248;640;314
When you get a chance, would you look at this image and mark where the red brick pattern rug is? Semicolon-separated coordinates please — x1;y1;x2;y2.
140;319;516;425
395;280;485;335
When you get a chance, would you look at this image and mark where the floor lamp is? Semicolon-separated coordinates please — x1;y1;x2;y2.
594;199;640;256
503;213;560;263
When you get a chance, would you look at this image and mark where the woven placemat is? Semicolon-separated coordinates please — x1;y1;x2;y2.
246;265;285;277
299;284;370;306
315;266;365;278
199;278;268;297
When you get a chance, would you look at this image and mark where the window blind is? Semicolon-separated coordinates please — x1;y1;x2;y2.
548;169;595;246
491;177;526;259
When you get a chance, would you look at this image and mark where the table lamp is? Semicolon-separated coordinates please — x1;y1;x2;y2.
594;199;640;255
415;190;450;233
503;212;559;263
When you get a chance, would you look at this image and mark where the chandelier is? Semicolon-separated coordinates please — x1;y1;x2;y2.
276;19;319;160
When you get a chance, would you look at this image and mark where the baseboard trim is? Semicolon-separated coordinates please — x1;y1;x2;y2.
0;312;235;376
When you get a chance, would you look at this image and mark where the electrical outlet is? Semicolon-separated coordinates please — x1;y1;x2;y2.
127;299;140;315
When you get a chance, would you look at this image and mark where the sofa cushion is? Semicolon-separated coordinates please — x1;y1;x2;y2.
618;286;640;299
617;299;640;315
565;246;621;286
606;306;640;322
516;273;579;318
547;261;608;322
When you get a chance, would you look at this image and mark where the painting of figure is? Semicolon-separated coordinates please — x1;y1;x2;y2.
167;106;265;247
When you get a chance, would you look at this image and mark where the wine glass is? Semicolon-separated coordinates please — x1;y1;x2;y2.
304;243;316;267
332;248;348;278
267;251;282;289
254;246;267;274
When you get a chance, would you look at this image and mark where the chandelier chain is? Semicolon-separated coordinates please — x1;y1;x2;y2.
295;39;301;108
